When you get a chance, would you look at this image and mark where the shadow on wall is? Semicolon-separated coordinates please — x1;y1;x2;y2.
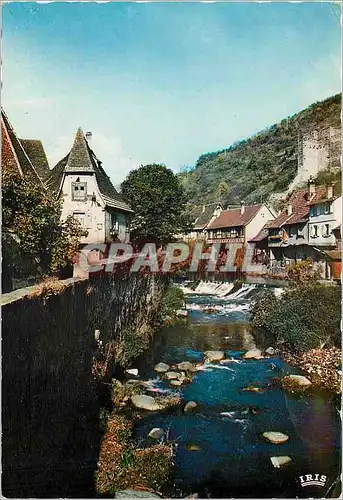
2;278;101;498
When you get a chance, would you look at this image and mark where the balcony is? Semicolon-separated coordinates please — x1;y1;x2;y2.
268;235;284;247
207;236;244;244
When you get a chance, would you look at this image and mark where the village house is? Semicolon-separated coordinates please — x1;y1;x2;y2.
46;128;133;244
1;108;49;182
182;203;223;241
206;203;275;245
262;178;341;278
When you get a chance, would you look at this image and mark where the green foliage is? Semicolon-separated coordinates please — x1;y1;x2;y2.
121;163;192;244
286;258;322;286
179;94;341;207
250;283;341;353
160;284;185;320
2;170;86;282
115;328;150;367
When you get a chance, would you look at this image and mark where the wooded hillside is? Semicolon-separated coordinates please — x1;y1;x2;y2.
180;93;341;209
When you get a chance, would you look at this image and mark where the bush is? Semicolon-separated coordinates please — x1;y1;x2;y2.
250;283;341;353
159;284;185;320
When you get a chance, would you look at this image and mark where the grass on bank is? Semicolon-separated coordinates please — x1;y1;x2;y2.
95;413;173;496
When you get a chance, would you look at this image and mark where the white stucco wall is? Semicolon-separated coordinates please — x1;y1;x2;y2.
308;196;342;247
245;205;275;241
59;173;107;244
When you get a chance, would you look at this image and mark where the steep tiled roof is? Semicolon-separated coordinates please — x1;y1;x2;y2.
264;187;327;229
208;204;263;229
1;109;41;182
249;228;269;242
46;128;133;212
65;128;94;173
20;139;50;180
194;203;222;229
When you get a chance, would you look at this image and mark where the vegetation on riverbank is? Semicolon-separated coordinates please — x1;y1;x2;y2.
95;413;173;496
250;261;341;392
158;284;186;324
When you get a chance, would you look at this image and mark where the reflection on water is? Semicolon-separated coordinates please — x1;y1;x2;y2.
135;291;341;498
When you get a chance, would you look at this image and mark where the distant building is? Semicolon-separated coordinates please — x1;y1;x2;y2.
46;128;133;244
206;203;275;245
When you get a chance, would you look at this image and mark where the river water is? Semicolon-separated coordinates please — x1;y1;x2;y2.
134;283;341;498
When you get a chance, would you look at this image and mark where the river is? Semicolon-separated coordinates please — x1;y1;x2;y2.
134;282;341;498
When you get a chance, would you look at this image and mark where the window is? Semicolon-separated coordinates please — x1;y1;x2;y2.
311;225;318;238
322;224;330;237
73;212;91;229
72;181;87;201
289;225;297;237
324;203;331;215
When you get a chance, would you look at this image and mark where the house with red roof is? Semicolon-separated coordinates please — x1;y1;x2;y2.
1;108;49;182
206;203;275;245
46;128;134;244
259;178;341;278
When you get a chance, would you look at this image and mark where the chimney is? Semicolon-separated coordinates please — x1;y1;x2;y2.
308;176;316;197
287;203;292;216
327;183;334;199
85;131;92;144
240;202;245;215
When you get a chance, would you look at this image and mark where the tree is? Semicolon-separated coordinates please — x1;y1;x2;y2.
2;169;86;290
217;181;229;201
121;163;192;244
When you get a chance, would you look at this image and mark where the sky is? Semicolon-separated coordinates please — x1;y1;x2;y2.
2;2;341;186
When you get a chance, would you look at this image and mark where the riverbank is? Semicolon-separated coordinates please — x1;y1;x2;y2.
283;347;341;394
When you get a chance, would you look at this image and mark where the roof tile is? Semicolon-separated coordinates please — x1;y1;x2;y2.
208;204;263;229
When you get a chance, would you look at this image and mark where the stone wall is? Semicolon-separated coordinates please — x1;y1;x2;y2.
1;272;168;497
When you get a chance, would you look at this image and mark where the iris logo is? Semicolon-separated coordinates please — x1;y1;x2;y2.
299;474;327;487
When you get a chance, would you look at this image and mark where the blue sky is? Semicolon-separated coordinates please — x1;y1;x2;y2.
2;2;341;185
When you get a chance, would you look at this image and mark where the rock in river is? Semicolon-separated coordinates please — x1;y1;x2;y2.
263;431;289;444
270;456;292;468
165;371;182;380
204;351;225;362
170;380;183;386
126;368;138;376
265;347;276;356
243;349;263;360
184;401;198;413
148;427;165;439
154;362;170;373
131;394;162;411
116;490;161;498
177;361;197;372
283;374;312;390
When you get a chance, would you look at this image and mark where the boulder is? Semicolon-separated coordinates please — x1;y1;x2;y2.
148;427;165;439
204;350;225;362
283;374;312;389
154;362;170;373
177;361;197;372
186;443;201;452
263;431;289;444
170;380;183;386
131;394;162;411
176;309;188;317
126;368;138;376
270;456;292;468
116;490;161;498
242;386;263;393
265;347;276;356
243;349;263;360
165;371;182;380
184;401;198;413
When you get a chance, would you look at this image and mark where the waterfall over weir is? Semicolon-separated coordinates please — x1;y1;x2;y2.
179;280;283;299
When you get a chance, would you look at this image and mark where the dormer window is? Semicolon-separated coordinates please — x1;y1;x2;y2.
72;181;87;201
